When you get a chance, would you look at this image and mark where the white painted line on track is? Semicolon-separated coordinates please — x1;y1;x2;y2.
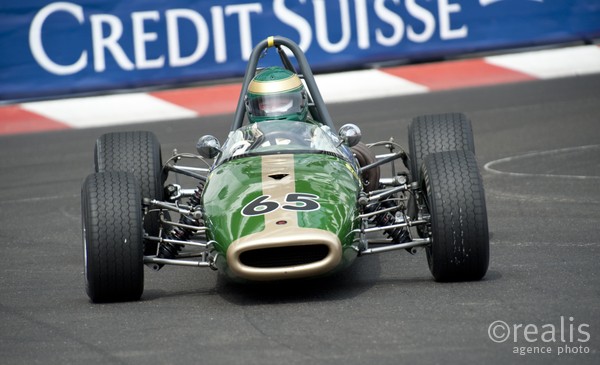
21;93;198;128
484;144;600;179
485;45;600;79
315;69;428;103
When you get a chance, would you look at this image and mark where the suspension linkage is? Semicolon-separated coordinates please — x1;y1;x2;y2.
144;198;202;219
144;234;209;248
159;216;207;233
358;151;406;174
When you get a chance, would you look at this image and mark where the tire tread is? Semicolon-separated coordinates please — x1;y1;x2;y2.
82;172;144;302
408;113;475;182
422;150;489;281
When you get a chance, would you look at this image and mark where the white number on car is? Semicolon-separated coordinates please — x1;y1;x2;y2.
241;193;320;216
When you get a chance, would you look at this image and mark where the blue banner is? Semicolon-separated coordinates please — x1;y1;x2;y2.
1;0;599;101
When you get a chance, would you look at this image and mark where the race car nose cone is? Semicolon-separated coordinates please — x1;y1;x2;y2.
226;228;342;281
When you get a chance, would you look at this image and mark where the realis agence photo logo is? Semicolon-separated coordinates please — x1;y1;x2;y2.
488;316;592;356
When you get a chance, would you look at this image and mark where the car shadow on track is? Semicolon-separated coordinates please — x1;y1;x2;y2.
214;254;503;306
138;250;502;303
214;254;385;305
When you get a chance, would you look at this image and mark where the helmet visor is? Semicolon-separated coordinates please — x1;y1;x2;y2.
248;92;305;118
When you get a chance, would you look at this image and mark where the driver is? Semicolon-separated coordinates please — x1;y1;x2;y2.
245;66;308;123
237;66;341;153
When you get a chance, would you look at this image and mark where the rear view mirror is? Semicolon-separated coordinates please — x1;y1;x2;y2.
196;135;221;159
338;124;361;147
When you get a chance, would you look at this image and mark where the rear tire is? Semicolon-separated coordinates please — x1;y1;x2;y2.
421;150;489;282
94;131;164;255
408;113;475;183
82;172;144;302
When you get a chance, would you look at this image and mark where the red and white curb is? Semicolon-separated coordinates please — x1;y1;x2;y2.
1;45;599;136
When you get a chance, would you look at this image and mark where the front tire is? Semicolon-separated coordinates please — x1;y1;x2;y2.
421;150;489;282
82;172;144;302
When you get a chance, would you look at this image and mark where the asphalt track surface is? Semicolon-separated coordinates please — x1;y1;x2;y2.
1;74;599;364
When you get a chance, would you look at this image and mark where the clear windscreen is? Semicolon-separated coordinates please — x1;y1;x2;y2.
216;121;352;164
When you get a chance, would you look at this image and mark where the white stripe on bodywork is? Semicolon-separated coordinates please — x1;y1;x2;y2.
261;154;298;228
226;154;343;280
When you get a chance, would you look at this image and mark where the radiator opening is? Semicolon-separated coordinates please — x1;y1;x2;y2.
239;244;329;268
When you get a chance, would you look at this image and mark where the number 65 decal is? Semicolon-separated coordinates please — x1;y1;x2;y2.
241;193;320;216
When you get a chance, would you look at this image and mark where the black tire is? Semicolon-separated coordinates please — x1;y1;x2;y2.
94;131;164;255
351;142;380;193
408;113;475;183
82;172;144;302
421;150;489;282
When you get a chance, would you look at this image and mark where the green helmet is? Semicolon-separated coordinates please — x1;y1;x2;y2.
245;66;308;123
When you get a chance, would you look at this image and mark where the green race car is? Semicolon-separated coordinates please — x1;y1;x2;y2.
81;37;489;303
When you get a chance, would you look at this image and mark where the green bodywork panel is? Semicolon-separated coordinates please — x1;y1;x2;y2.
201;153;361;259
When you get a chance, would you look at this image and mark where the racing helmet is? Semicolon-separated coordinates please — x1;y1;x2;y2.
245;67;308;123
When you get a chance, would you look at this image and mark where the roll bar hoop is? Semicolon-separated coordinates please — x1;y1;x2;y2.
230;36;335;131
